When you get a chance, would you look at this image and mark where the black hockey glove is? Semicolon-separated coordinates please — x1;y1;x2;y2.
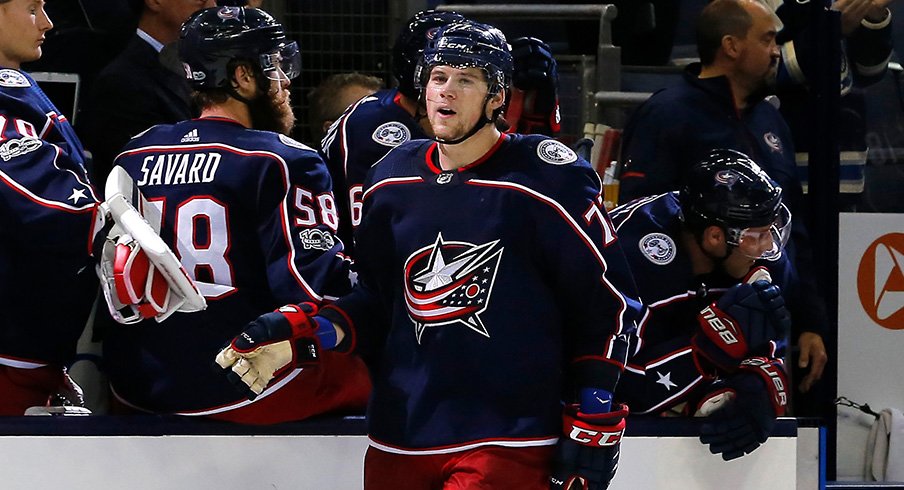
691;279;790;373
510;37;561;135
215;303;329;400
549;403;628;490
698;357;788;461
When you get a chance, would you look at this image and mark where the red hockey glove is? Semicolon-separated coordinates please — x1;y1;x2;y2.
691;279;790;373
698;357;788;461
215;303;334;400
549;403;628;490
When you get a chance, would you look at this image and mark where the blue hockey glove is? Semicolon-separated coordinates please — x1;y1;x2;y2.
698;357;788;461
549;403;628;490
215;303;336;400
510;37;561;135
692;280;791;373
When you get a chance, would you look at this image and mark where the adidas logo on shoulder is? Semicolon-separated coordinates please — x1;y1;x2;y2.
180;129;200;143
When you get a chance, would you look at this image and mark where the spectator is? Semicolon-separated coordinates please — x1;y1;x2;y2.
308;72;383;137
767;0;897;209
0;0;101;415
78;0;214;189
617;0;828;396
102;6;369;424
217;20;643;489
610;149;793;461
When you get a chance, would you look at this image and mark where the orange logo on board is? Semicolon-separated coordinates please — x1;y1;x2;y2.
857;233;904;330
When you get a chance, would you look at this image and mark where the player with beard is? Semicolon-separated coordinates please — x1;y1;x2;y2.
101;6;370;423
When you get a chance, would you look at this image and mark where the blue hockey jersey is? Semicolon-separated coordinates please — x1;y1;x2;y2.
104;117;355;413
320;88;427;252
608;193;792;414
0;68;99;367
321;134;643;453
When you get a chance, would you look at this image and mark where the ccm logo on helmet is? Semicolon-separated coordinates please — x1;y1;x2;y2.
438;39;469;50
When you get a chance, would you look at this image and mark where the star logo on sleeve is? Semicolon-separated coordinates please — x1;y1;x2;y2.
68;188;87;204
655;371;677;391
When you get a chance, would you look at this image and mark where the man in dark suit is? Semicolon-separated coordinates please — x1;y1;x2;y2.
78;0;213;188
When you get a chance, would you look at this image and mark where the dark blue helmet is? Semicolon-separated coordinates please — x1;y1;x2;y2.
179;6;301;90
679;149;785;234
415;20;513;98
393;10;466;99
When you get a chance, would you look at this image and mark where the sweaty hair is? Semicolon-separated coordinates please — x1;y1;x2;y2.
308;73;383;127
696;0;754;65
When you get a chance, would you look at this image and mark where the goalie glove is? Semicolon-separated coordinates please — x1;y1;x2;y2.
97;166;206;324
215;303;337;400
698;357;788;461
691;269;791;373
549;403;628;490
509;37;561;136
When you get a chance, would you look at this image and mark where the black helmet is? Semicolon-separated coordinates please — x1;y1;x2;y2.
415;20;513;99
392;10;466;99
179;6;300;90
680;149;784;237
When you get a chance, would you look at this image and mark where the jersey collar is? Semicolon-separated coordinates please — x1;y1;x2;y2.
425;133;508;174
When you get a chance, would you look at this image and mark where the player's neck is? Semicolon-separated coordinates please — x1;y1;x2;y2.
437;126;502;171
682;229;716;276
398;93;419;118
200;99;252;129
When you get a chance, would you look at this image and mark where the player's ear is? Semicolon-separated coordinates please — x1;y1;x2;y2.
231;63;258;95
486;88;505;116
700;224;728;254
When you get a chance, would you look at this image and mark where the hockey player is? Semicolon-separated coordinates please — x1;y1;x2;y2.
101;6;369;424
320;9;561;253
0;0;102;415
617;0;828;396
609;149;794;460
217;20;643;489
319;9;465;252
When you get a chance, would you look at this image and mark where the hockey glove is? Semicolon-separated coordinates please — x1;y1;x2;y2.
215;303;335;400
692;279;791;373
698;357;788;461
549;403;628;490
510;37;561;135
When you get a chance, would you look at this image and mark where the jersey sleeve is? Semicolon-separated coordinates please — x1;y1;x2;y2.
0;134;100;257
537;161;644;393
256;147;354;305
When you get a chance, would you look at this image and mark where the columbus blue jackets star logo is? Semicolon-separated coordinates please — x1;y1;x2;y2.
404;233;504;343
